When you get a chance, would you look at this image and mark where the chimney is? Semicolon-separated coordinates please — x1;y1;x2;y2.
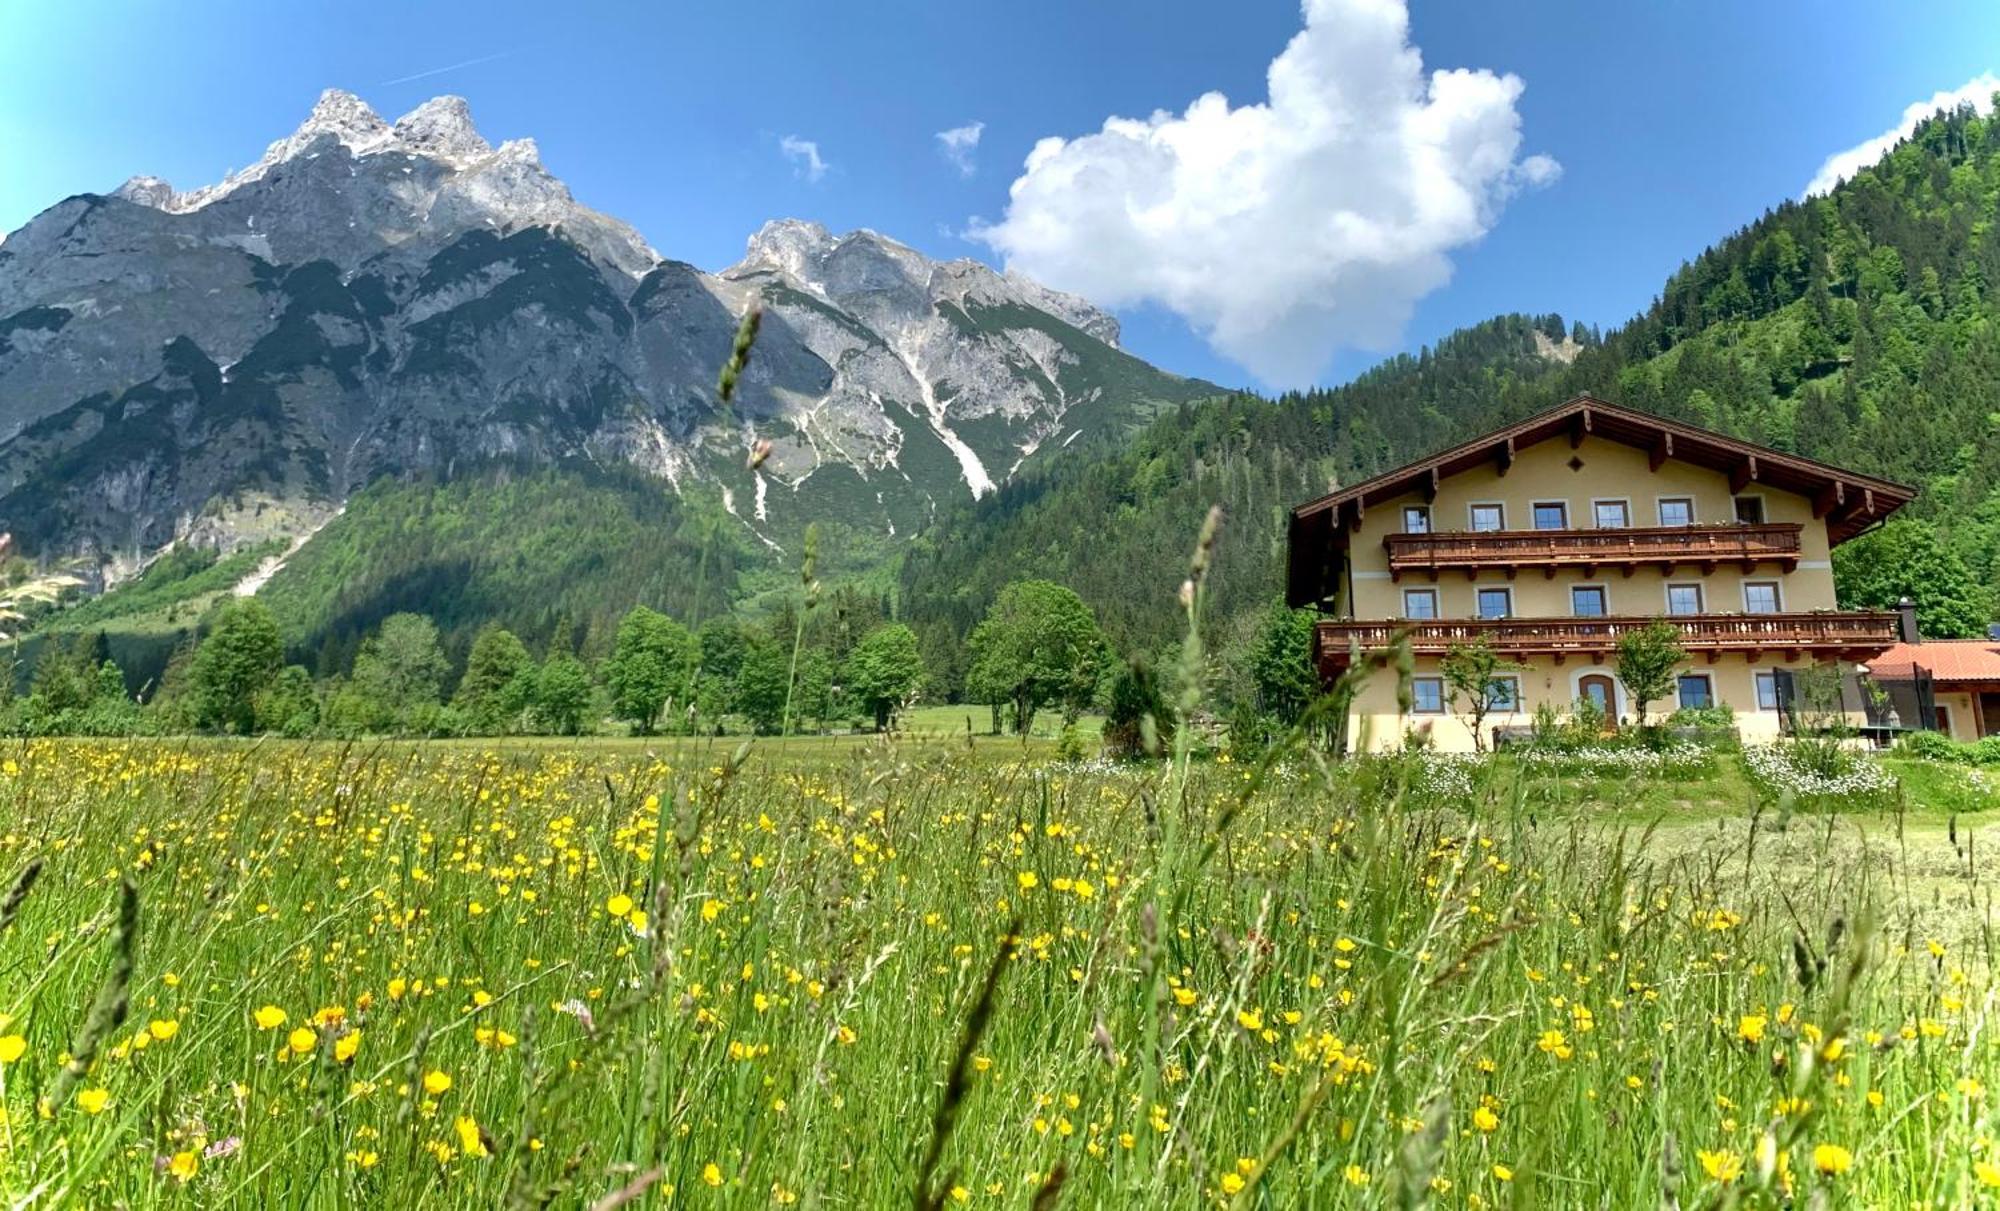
1897;596;1919;643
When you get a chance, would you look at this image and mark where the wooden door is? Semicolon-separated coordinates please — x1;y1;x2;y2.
1578;674;1617;729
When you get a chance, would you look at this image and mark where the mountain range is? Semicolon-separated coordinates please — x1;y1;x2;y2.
16;89;2000;696
0;89;1212;587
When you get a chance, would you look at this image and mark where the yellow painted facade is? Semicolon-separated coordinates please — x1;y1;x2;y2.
1334;435;1851;752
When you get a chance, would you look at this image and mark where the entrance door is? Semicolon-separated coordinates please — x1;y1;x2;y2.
1578;674;1617;729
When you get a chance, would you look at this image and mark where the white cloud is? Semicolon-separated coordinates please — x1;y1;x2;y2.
779;135;828;183
936;121;985;177
969;0;1557;388
1803;74;1998;197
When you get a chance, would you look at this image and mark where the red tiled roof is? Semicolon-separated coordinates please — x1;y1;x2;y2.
1868;640;2000;685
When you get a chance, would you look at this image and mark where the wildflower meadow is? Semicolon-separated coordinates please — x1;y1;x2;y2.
0;734;1994;1207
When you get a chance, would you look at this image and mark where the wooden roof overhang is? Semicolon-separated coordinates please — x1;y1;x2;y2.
1286;395;1916;607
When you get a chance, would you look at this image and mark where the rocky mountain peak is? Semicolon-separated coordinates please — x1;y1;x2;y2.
391;95;492;165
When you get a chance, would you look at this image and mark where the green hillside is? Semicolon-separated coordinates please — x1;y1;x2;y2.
901;101;2000;682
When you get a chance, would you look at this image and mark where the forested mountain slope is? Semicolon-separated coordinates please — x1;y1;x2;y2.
903;101;2000;689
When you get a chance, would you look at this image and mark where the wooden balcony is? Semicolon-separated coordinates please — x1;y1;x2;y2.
1381;522;1803;581
1314;610;1903;672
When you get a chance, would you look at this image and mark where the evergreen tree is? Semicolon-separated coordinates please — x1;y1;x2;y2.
453;625;534;734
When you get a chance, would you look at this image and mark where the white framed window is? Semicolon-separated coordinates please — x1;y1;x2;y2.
1531;500;1569;530
1570;585;1608;617
1657;497;1695;527
1665;583;1704;616
1411;676;1445;715
1468;502;1506;532
1742;581;1781;614
1754;670;1780;711
1487;675;1522;713
1402;588;1439;620
1402;505;1431;534
1592;499;1631;529
1475;586;1513;619
1733;495;1766;524
1676;673;1715;710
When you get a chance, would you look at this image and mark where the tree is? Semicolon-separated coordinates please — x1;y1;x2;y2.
349;613;450;733
1438;639;1523;753
191;599;284;733
530;653;595;736
732;639;792;735
1833;519;1992;638
965;581;1108;733
843;623;924;731
793;647;836;732
1247;600;1319;725
256;665;320;737
1615;621;1686;729
603;606;695;733
453;625;533;734
1103;657;1174;759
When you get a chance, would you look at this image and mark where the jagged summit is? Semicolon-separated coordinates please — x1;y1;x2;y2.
731;219;1121;347
114;89;507;214
104;88;655;278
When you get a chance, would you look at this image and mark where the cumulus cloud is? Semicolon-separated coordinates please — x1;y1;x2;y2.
936;121;985;177
969;0;1558;387
1803;74;1998;197
779;135;829;183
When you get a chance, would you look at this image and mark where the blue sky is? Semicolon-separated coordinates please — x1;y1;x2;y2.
3;1;1996;390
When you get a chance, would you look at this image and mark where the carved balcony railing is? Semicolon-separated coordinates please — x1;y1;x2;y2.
1314;610;1902;671
1381;522;1803;580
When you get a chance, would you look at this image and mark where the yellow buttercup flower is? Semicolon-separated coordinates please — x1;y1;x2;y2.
606;893;634;917
253;1005;287;1030
702;1162;724;1187
167;1150;198;1182
1812;1144;1852;1176
423;1070;452;1095
456;1115;489;1158
77;1088;111;1115
333;1029;362;1063
288;1027;316;1054
1737;1015;1767;1045
1698;1150;1742;1183
0;1035;25;1064
1473;1106;1500;1133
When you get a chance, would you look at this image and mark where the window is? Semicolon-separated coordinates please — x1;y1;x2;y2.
1593;499;1631;529
1412;676;1445;715
1532;501;1569;530
1402;588;1439;620
1476;587;1513;619
1487;675;1521;713
1665;584;1703;616
1402;505;1431;534
1658;497;1694;527
1676;674;1714;710
1733;495;1765;524
1742;581;1781;614
1936;704;1954;735
1754;671;1780;712
1570;585;1608;617
1469;503;1505;532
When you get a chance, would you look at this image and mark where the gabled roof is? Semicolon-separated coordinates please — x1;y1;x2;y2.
1285;395;1916;607
1868;641;2000;687
1293;394;1912;542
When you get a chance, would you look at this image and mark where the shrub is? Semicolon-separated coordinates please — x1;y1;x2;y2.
1898;730;1962;762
